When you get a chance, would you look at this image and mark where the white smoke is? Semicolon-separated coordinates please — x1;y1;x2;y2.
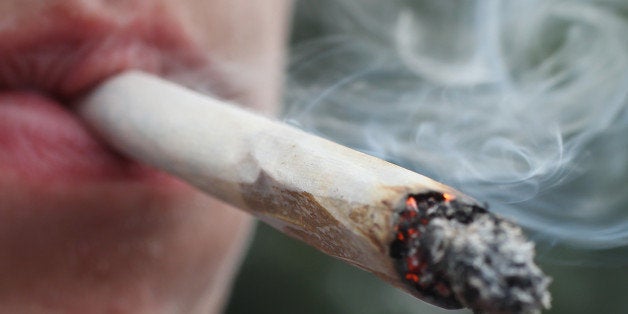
284;0;628;253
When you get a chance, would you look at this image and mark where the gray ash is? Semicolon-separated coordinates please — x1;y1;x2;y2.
390;192;551;313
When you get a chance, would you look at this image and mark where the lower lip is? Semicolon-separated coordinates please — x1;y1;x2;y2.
0;92;164;184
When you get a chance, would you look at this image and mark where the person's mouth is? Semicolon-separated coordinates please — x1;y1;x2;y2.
0;5;216;184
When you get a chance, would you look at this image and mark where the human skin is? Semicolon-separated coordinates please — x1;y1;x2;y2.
0;1;290;313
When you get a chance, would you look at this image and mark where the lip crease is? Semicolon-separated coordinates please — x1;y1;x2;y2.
0;5;211;184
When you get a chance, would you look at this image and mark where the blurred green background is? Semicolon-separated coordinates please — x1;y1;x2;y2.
226;1;628;313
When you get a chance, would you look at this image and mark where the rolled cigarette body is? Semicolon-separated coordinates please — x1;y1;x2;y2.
78;71;550;313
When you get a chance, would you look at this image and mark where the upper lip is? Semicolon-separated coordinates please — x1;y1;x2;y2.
0;6;207;102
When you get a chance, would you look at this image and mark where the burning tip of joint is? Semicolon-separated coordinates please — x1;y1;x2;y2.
390;192;551;313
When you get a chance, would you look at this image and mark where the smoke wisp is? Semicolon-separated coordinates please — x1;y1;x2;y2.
284;0;628;256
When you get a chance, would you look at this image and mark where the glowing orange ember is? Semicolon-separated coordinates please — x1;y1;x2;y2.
406;197;418;210
405;273;420;283
443;193;455;202
407;228;418;237
397;232;405;241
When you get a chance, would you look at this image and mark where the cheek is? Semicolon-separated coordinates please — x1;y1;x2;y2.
173;0;292;112
0;178;253;312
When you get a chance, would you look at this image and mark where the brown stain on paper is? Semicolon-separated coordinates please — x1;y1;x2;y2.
240;172;391;267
